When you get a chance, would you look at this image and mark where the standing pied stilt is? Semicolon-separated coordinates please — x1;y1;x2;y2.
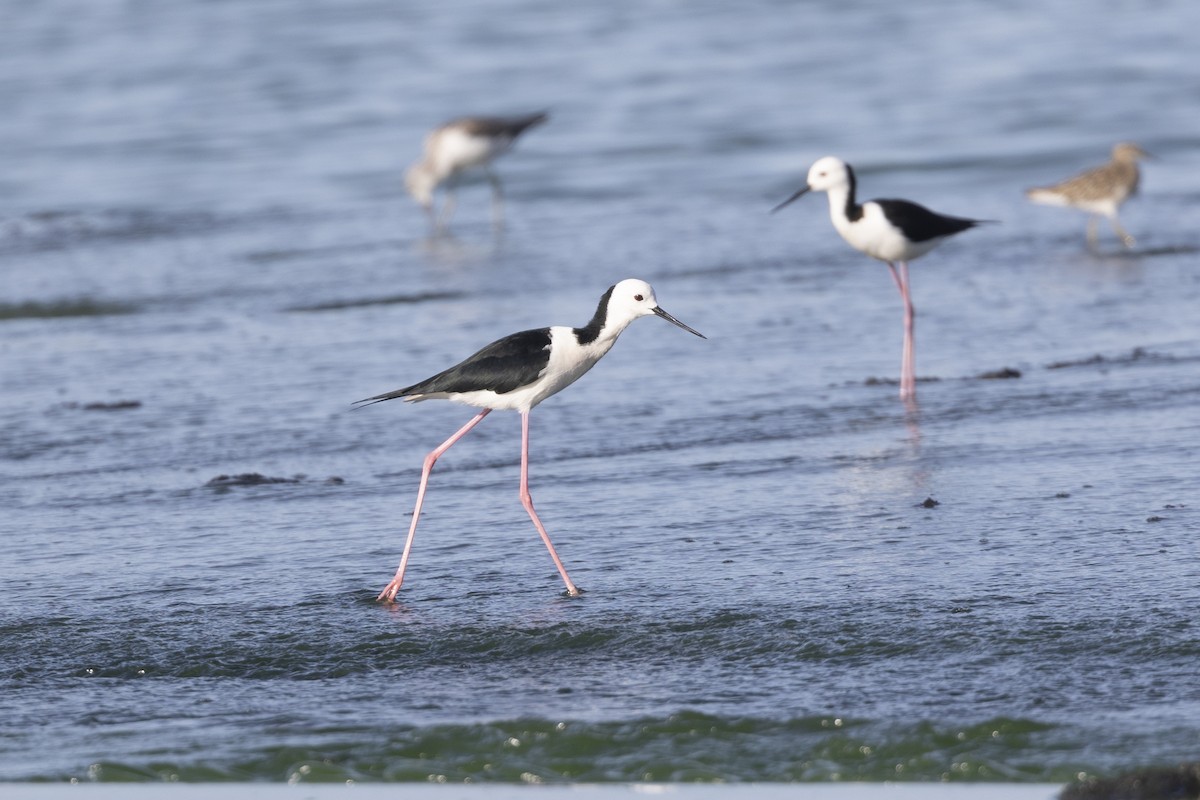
405;112;548;231
1026;142;1150;250
772;156;988;400
355;279;705;601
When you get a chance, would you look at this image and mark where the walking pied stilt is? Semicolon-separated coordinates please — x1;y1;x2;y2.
355;279;705;601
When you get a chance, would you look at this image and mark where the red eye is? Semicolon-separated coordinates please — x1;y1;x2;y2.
634;294;644;301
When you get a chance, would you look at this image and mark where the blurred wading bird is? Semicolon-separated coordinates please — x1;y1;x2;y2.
404;112;548;230
1025;142;1151;249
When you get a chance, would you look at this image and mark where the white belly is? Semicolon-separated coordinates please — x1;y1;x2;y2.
434;128;510;176
833;204;940;263
448;327;614;413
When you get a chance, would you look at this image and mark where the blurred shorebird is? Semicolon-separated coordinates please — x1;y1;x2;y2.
1026;142;1151;249
404;112;548;230
773;156;988;401
354;279;705;602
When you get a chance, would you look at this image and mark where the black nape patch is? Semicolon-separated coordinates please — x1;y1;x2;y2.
574;284;615;345
844;163;864;222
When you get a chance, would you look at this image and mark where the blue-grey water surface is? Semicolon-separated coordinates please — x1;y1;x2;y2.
2;0;1200;786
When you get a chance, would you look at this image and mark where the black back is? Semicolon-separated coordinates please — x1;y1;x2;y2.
355;328;552;406
844;163;982;240
874;198;982;242
459;112;549;139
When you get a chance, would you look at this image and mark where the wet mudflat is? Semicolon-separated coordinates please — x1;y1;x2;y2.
2;0;1199;786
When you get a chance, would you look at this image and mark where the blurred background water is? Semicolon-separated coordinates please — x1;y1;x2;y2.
2;0;1199;785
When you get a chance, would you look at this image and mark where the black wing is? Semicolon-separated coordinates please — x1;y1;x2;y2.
874;198;983;243
354;328;552;406
458;112;549;139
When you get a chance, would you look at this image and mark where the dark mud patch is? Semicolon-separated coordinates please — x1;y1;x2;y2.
205;473;345;492
0;299;138;320
285;291;464;312
863;376;941;386
976;367;1022;379
60;400;142;411
1088;243;1200;259
1046;347;1149;370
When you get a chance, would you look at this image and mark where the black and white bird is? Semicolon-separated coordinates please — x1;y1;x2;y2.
404;112;548;230
773;156;987;400
1026;142;1150;249
355;279;705;602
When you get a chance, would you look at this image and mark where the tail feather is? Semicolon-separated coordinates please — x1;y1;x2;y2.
459;112;549;139
1026;187;1069;207
351;387;415;408
509;111;549;136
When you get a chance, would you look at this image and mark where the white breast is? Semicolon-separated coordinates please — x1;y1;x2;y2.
449;327;615;413
525;326;616;408
834;203;941;263
433;128;511;176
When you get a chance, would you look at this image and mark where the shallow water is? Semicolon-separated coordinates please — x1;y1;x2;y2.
3;0;1200;786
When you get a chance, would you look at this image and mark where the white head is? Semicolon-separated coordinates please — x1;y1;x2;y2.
605;279;706;338
805;156;853;193
771;155;854;213
404;162;438;210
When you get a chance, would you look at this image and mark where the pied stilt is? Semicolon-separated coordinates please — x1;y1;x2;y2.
355;279;705;601
773;156;988;400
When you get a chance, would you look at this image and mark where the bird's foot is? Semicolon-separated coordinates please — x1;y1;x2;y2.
564;585;585;598
376;579;403;603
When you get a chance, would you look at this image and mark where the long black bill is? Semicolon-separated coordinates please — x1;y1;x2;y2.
770;185;810;214
653;306;706;339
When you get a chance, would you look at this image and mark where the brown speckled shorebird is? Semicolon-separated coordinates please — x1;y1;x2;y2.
1026;142;1151;249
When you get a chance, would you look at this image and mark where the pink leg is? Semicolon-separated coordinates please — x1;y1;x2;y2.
377;408;491;602
900;262;916;399
519;411;581;596
887;262;916;400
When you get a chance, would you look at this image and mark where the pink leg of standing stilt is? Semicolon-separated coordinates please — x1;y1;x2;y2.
519;411;581;596
887;262;916;400
900;261;915;399
377;408;491;602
